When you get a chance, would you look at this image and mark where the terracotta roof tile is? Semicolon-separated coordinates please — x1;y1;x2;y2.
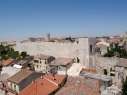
2;58;14;66
56;76;100;95
19;74;66;95
81;68;97;74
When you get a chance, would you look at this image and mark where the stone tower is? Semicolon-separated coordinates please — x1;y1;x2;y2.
46;33;50;41
78;37;96;68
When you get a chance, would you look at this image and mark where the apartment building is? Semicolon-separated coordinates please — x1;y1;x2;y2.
33;54;55;73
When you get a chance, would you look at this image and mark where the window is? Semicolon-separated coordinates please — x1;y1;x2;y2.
110;68;112;71
77;57;80;63
76;41;79;44
104;69;107;75
13;84;17;91
34;60;39;63
36;65;39;68
110;73;115;76
90;45;93;53
14;84;16;89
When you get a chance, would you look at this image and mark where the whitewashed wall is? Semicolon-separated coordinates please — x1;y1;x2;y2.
95;56;118;75
15;38;96;67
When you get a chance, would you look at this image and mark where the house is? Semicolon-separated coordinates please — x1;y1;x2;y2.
80;69;112;92
101;85;121;95
18;74;67;95
95;41;110;55
0;66;21;82
50;57;74;75
16;56;33;69
95;56;118;76
0;66;21;95
7;69;41;94
114;58;127;88
95;56;127;89
33;54;55;73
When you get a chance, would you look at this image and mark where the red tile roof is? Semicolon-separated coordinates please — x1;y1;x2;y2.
44;74;66;85
56;76;100;95
2;58;13;66
19;74;66;95
81;68;97;74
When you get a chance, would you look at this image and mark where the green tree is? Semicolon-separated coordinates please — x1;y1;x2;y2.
0;45;28;60
21;51;27;59
11;51;19;59
104;43;127;58
0;45;18;59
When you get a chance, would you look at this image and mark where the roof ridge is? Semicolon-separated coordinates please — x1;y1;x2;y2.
44;77;58;86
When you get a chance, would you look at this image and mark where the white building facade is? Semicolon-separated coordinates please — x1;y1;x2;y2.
15;37;96;68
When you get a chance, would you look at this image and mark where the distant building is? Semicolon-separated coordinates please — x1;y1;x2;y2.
80;68;112;92
95;41;110;55
46;33;51;41
33;54;55;73
101;85;121;95
0;66;21;81
95;56;127;93
0;66;21;95
15;56;33;69
0;41;16;47
115;58;127;88
7;69;41;94
50;57;74;75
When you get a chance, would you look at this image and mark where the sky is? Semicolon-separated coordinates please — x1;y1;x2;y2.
0;0;127;40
